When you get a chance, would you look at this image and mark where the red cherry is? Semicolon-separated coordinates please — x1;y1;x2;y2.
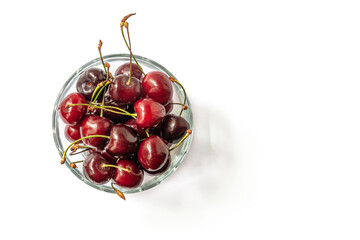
80;115;113;148
109;74;142;104
142;71;173;105
76;68;106;100
125;118;148;139
138;135;169;172
105;123;139;157
64;124;81;142
112;159;144;188
93;93;133;123
144;155;171;175
83;152;113;184
134;98;166;129
161;114;190;143
58;93;87;125
115;62;143;80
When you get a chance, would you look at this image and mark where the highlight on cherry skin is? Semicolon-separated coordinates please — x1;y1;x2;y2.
57;13;192;200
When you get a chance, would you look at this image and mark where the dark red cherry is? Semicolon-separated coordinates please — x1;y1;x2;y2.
142;71;173;105
161;114;190;143
138;135;169;172
83;152;113;184
144;155;171;175
134;98;166;129
97;143;118;165
65;124;81;142
80;115;113;148
109;74;142;104
165;101;173;114
115;62;143;80
105;123;139;157
125;118;148;139
93;94;132;123
76;68;106;100
112;159;144;188
58;92;87;125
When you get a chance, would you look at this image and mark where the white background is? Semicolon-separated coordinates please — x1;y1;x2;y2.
1;0;360;239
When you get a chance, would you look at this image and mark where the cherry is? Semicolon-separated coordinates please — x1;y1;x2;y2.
80;115;113;148
138;135;169;172
64;124;82;142
115;62;143;80
105;123;139;157
94;93;132;123
165;100;173;114
161;114;190;143
109;74;142;104
142;71;173;105
112;159;144;188
58;92;87;125
125;118;148;139
83;152;113;184
76;68;106;100
96;143;118;165
145;155;171;175
134;98;166;129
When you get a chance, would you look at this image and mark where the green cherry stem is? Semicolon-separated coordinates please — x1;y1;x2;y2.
70;160;84;169
120;17;145;76
168;129;192;152
61;135;110;164
169;77;187;116
67;103;137;118
145;129;150;137
126;24;133;85
98;40;107;74
101;164;131;173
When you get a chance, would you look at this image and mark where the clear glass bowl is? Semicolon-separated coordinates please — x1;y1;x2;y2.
52;54;193;194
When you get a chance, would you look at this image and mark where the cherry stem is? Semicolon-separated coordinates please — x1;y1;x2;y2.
98;40;107;74
70;160;84;169
100;63;111;117
69;147;94;156
101;164;131;173
169;77;187;116
67;103;137;118
126;24;132;85
61;135;110;164
145;129;150;137
120;16;145;76
168;129;192;152
111;183;126;200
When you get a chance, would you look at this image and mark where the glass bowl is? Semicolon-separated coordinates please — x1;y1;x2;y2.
52;54;193;194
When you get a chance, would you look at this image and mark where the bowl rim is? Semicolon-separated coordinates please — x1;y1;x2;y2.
52;53;193;194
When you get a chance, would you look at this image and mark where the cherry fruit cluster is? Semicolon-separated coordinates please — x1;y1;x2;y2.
57;13;191;200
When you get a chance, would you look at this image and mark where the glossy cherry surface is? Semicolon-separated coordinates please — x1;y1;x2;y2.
125;118;148;139
58;92;87;125
83;152;113;184
138;135;169;172
109;74;142;104
94;94;132;123
76;68;106;100
115;62;143;80
142;71;173;105
105;123;139;157
64;124;81;142
134;98;166;129
80;115;113;147
145;155;171;175
112;159;144;188
161;114;190;143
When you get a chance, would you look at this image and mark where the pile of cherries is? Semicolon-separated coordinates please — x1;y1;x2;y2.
57;13;191;200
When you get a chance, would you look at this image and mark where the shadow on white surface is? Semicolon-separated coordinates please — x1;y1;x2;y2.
138;103;240;212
